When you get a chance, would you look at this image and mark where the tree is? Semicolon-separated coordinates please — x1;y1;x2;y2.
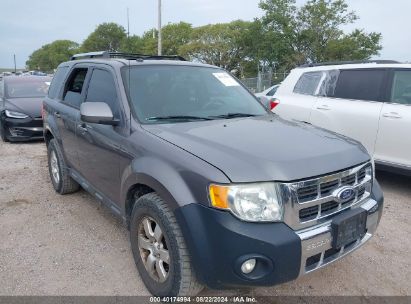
162;22;193;55
180;20;253;73
26;40;79;72
121;35;144;53
139;22;193;56
258;0;382;70
82;22;127;52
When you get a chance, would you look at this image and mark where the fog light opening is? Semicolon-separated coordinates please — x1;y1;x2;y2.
241;259;256;274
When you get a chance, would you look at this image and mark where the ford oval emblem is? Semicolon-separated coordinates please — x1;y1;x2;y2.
334;187;355;203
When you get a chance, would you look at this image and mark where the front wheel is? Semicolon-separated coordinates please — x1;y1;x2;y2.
47;138;80;194
130;193;203;297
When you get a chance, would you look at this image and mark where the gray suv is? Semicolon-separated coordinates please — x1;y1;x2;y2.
43;52;383;297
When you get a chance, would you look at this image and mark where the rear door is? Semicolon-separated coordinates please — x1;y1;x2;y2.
374;69;411;167
54;66;91;170
310;69;386;155
76;66;125;205
275;71;324;123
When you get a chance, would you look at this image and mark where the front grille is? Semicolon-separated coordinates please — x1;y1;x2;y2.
320;201;339;215
358;186;366;198
299;205;319;220
320;180;339;196
341;174;356;186
357;166;370;183
297;185;318;201
283;163;373;229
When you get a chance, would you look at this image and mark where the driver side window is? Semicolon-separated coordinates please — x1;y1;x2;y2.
85;69;120;118
63;68;88;109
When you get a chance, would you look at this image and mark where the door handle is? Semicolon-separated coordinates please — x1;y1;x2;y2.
54;112;61;118
316;105;331;110
382;112;401;119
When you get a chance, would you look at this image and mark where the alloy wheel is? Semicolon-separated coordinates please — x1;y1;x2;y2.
50;150;60;184
138;216;170;283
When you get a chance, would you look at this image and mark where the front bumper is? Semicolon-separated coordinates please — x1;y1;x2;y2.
175;180;383;289
3;116;43;141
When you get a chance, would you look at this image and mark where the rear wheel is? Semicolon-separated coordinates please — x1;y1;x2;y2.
47;138;80;194
130;193;203;297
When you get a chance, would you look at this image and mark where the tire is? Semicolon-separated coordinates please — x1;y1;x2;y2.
0;120;9;142
130;193;204;297
47;138;80;194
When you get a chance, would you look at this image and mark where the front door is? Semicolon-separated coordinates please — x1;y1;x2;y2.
374;69;411;168
76;67;125;205
310;69;386;155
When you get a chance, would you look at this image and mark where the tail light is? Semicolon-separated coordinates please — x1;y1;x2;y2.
270;98;280;110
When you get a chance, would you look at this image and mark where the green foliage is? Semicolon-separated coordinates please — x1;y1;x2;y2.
139;22;193;56
121;35;144;53
180;20;253;73
258;0;382;69
26;40;79;72
82;22;127;52
26;1;383;75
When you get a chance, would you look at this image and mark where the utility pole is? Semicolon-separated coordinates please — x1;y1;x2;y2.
158;0;162;56
127;7;130;39
13;54;17;73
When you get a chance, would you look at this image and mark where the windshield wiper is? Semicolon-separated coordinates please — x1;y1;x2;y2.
209;113;259;119
146;115;213;122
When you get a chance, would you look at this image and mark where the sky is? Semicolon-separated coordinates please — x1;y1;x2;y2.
0;0;410;68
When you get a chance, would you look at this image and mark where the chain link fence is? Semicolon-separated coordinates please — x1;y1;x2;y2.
241;71;289;93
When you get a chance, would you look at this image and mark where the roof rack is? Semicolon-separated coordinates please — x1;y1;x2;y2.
71;51;187;62
299;60;400;68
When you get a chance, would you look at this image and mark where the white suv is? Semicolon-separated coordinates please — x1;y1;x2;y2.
274;61;411;174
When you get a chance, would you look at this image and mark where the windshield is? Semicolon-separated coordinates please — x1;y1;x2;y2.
5;79;50;98
122;65;267;123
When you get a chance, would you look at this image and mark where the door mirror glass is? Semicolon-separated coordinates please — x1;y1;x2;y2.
80;102;118;125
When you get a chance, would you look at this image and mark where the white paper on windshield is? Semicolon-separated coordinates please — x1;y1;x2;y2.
213;72;240;87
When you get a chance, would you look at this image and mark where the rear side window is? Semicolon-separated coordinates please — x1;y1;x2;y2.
63;68;88;108
293;72;323;95
390;70;411;105
85;69;119;118
333;69;385;102
267;86;278;96
48;66;68;99
0;80;3;97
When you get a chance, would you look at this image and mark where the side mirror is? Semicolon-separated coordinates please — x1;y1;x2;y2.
80;102;118;125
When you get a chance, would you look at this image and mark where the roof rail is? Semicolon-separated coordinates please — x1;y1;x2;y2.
299;60;400;68
71;51;187;61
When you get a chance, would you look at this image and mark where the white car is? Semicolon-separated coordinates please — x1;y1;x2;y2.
274;61;411;175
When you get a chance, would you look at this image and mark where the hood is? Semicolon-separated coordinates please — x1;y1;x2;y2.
143;115;370;182
5;98;44;118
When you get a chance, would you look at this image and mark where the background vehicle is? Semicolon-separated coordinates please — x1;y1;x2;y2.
0;75;51;142
255;84;280;109
43;52;383;297
274;61;411;175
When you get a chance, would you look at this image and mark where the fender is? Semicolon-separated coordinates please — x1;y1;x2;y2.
120;156;204;214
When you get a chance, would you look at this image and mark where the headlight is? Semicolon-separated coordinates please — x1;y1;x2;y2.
209;183;283;222
5;110;29;119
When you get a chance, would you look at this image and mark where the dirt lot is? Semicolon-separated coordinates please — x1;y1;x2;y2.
0;141;410;296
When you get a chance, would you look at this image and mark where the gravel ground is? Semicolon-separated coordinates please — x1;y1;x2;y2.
0;141;410;296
